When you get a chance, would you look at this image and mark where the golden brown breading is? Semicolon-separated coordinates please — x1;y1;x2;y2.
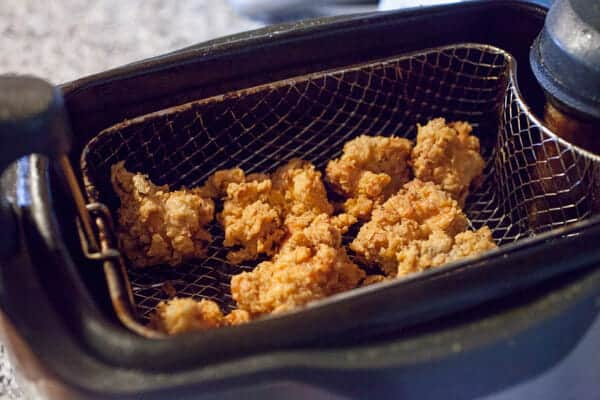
396;227;496;277
111;161;215;268
326;135;413;219
150;298;222;334
150;298;250;335
351;180;480;276
410;118;485;206
231;214;366;315
198;168;246;198
223;309;252;326
272;158;334;224
219;178;287;264
216;159;352;263
362;275;388;286
330;212;358;234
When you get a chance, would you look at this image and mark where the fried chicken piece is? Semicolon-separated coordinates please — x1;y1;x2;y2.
396;227;496;277
410;118;485;206
351;180;494;276
326;135;413;219
150;298;250;335
231;214;366;315
111;161;215;268
272;158;334;227
219;178;287;264
216;159;354;263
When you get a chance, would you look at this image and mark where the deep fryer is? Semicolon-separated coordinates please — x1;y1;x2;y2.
0;1;600;399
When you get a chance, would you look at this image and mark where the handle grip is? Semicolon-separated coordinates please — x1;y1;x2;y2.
0;75;71;171
0;75;72;259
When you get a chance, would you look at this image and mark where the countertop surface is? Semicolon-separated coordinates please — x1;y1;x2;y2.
0;0;260;85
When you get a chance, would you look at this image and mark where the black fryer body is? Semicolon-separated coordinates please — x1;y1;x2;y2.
2;1;600;399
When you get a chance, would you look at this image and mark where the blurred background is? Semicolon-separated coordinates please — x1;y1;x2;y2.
2;0;511;84
0;1;261;84
0;0;552;84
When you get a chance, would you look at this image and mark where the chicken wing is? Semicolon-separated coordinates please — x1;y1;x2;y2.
231;214;365;315
410;118;485;206
351;179;495;277
150;297;250;335
111;161;215;268
326;135;413;219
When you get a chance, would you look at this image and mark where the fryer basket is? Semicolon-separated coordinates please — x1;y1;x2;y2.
80;43;600;332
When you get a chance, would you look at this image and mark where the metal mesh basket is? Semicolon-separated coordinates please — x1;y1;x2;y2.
80;43;600;328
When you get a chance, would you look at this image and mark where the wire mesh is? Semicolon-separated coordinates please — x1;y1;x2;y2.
81;43;600;323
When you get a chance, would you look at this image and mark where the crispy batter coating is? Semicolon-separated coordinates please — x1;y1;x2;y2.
198;168;246;198
150;298;250;335
410;118;485;206
396;226;496;277
215;159;354;263
219;178;287;264
330;212;358;234
223;309;253;326
350;180;490;276
326;135;413;219
231;214;366;315
111;161;215;268
272;158;334;226
362;275;388;286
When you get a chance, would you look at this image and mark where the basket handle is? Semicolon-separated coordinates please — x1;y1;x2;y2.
0;75;72;258
0;75;71;170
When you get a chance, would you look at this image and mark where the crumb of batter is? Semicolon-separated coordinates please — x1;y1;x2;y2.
362;275;388;286
223;309;252;326
326;135;413;219
410;118;485;206
230;214;366;315
151;297;250;335
111;161;215;268
198;168;246;198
